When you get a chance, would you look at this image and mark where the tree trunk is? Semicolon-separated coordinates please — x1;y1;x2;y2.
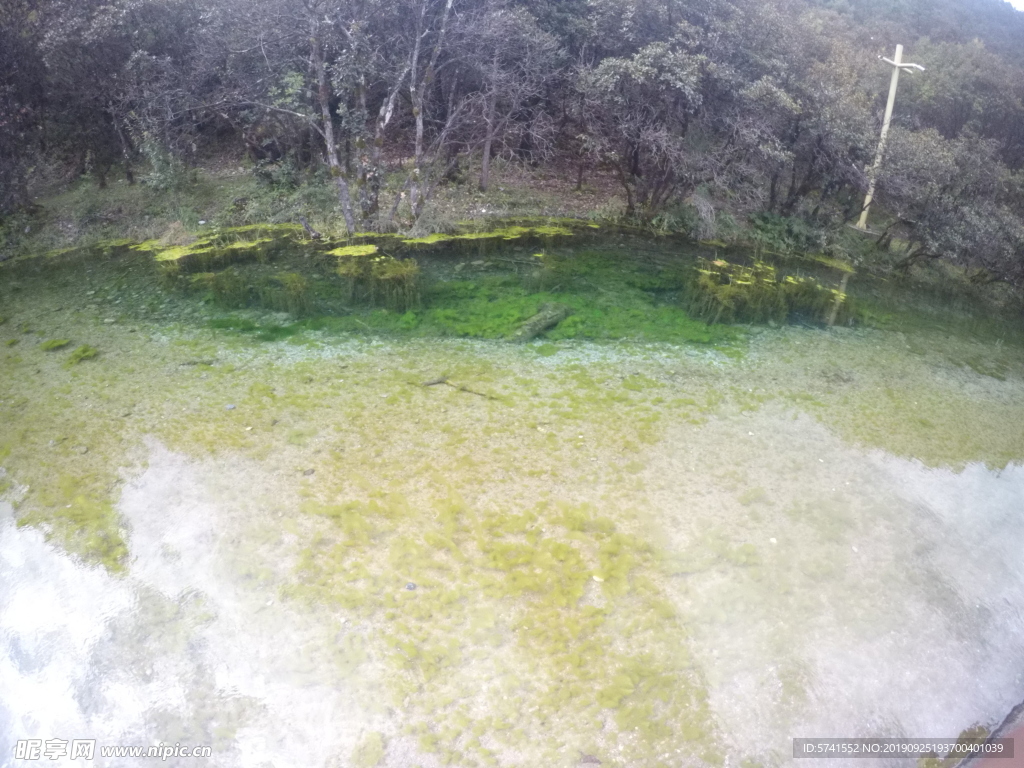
113;116;135;185
479;50;500;192
311;20;356;234
367;70;408;223
408;0;454;219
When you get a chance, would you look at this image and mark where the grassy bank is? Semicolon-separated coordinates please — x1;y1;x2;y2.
1;159;624;261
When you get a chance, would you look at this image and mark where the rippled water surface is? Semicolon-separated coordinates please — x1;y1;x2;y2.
2;241;1024;767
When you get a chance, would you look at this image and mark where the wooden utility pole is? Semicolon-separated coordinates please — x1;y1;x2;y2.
856;45;925;231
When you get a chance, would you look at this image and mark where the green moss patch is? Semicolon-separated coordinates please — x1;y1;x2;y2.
327;244;379;257
399;224;574;251
286;492;717;766
67;345;99;364
399;233;454;246
17;476;128;571
40;338;71;351
686;257;852;325
142;225;302;276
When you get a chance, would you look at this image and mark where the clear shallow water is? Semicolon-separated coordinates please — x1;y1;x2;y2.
0;445;379;767
2;243;1024;767
3;434;1023;767
644;411;1024;765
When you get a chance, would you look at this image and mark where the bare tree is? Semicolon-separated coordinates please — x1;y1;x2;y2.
461;4;560;192
405;0;456;218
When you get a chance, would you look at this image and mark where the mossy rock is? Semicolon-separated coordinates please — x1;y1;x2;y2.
509;303;574;342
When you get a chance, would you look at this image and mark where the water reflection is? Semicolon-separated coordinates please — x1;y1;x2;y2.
2;424;1022;767
0;443;375;767
647;410;1024;766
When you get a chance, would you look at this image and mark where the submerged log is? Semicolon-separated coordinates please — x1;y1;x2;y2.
509;302;573;343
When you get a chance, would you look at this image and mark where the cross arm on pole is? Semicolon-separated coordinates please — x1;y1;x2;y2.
880;56;925;71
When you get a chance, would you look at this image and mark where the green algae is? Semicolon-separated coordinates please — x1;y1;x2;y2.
141;225;300;277
399;225;573;250
219;223;304;235
222;238;273;253
193;269;248;307
40;338;71;351
351;732;385;767
286;492;716;766
261;272;312;316
819;376;1024;469
153;244;217;263
369;256;420;312
333;249;421;311
408;276;730;344
67;345;99;364
17;476;128;571
327;244;379;257
1;275;1020;764
687;257;852;326
129;239;165;253
400;233;454;246
189;269;314;315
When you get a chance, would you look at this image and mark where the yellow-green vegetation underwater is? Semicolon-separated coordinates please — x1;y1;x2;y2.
1;232;1023;766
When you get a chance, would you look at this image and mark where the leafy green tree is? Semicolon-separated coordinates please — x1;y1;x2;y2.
898;39;1024;169
879;127;1024;282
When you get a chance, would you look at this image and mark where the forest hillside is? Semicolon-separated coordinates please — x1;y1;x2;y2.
2;0;1023;284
